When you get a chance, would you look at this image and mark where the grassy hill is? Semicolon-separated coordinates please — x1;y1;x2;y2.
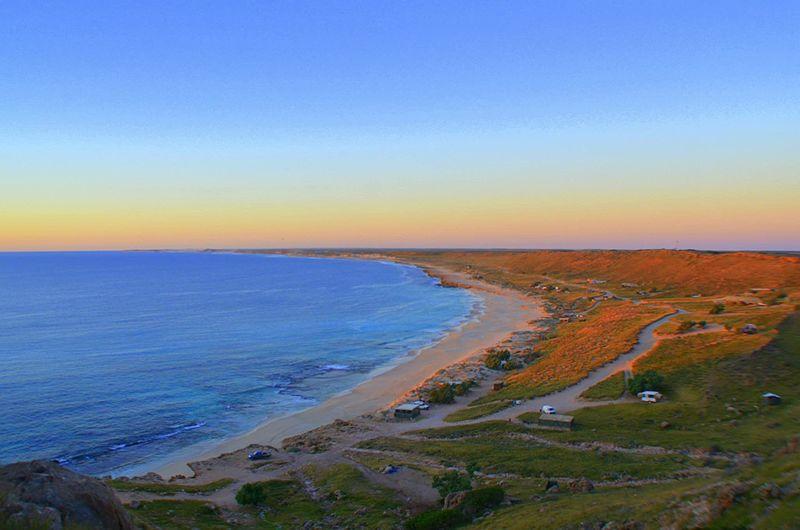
391;249;800;297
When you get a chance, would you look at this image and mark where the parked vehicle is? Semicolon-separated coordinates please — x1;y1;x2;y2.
412;400;430;410
541;405;556;414
637;391;663;403
248;450;270;461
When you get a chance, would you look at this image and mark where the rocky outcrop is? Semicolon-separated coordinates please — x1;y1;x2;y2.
0;460;134;529
442;490;468;510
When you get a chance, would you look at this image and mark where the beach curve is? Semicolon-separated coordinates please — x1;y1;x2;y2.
154;263;544;478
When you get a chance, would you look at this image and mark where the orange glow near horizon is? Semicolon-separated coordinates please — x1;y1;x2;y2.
3;176;799;251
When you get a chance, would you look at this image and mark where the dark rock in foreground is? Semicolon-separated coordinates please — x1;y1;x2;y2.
0;460;134;529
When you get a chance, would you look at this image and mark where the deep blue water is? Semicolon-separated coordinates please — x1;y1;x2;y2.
0;252;477;476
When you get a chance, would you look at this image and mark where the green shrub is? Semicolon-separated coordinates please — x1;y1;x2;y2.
234;480;300;507
628;370;664;395
405;508;467;530
428;383;456;404
504;359;523;370
431;470;472;497
484;349;511;369
235;482;266;506
677;320;696;333
404;487;506;529
710;303;725;315
460;486;505;516
453;381;474;396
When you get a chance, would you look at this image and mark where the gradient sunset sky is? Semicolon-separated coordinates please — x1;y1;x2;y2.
2;1;799;251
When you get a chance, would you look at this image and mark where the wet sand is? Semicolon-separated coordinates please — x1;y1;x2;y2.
156;265;543;478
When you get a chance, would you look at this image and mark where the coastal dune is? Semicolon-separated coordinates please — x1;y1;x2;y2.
157;267;543;478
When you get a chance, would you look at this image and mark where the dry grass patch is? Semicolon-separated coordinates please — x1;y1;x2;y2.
478;302;671;402
390;250;800;297
580;371;626;401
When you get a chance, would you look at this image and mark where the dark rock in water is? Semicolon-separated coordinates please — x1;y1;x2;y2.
0;460;134;529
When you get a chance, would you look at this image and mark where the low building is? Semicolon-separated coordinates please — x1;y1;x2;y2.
762;392;782;405
394;403;421;419
538;413;574;429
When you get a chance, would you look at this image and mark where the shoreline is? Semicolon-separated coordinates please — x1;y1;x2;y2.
153;260;543;478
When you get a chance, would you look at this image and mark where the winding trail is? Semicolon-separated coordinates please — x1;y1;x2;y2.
402;309;686;430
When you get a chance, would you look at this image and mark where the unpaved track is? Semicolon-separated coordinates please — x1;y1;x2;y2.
403;310;685;429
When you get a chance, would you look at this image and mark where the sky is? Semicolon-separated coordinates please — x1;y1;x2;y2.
1;1;799;251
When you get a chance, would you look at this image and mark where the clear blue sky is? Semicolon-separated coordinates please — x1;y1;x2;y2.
2;1;799;250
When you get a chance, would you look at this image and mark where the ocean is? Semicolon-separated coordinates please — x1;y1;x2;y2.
0;252;478;476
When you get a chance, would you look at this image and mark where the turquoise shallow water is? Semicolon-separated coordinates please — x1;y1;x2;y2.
0;252;477;475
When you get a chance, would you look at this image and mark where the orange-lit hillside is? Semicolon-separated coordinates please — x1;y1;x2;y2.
392;249;800;296
480;301;672;401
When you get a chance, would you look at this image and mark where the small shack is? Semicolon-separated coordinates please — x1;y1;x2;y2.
492;381;505;391
394;403;421;419
762;392;782;405
538;413;574;430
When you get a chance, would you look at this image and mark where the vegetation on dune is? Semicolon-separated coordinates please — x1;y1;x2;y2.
580;370;626;401
228;465;403;528
390;249;800;297
627;370;664;395
301;463;403;528
234;479;323;525
405;507;468;530
427;383;457;404
432;470;472;497
412;420;531;439
522;312;800;454
406;486;505;530
478;302;671;402
443;400;513;422
108;477;234;495
483;348;521;370
127;499;231;529
710;302;726;314
489;314;800;528
472;446;800;530
428;381;475;404
357;433;693;481
633;331;771;375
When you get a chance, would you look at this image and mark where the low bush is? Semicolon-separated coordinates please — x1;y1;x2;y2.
428;383;456;404
405;508;467;530
710;303;725;315
485;349;511;369
460;486;505;516
504;359;523;370
234;480;299;507
432;470;471;497
628;370;664;395
453;380;474;396
404;487;505;529
235;482;267;506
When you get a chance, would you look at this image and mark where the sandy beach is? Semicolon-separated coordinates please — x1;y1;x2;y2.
155;264;543;478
